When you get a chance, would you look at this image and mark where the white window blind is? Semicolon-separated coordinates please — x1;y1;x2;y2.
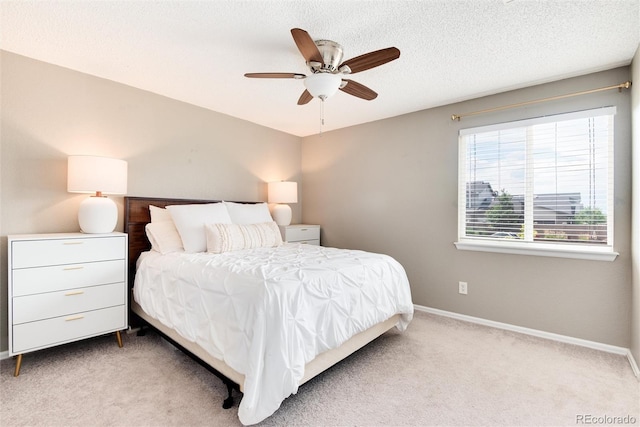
457;107;615;258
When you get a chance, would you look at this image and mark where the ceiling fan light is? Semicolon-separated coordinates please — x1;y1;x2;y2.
304;73;342;100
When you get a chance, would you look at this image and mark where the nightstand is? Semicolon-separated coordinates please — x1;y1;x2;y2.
279;224;320;245
8;232;128;376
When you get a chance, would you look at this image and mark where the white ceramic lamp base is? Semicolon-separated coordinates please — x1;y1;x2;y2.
272;204;292;226
78;196;118;233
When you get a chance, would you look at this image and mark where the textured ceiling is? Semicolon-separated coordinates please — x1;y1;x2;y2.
1;0;639;137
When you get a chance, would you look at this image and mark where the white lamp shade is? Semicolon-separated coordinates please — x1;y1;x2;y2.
304;73;342;100
268;181;298;204
68;155;127;195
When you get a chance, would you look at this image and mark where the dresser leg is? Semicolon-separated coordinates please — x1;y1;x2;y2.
115;330;123;348
14;354;23;377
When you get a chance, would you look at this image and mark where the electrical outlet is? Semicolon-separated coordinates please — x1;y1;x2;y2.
458;281;468;295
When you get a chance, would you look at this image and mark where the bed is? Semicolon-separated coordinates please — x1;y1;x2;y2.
124;196;414;425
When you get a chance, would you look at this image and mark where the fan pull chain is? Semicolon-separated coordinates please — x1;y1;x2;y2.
318;99;325;136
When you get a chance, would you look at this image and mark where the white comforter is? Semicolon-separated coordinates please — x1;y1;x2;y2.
133;243;413;425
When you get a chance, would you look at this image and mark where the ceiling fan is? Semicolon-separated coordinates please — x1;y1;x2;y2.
244;28;400;105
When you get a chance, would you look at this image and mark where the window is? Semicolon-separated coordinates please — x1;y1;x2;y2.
456;107;617;261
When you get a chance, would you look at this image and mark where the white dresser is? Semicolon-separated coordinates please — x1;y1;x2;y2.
278;224;320;245
8;232;128;376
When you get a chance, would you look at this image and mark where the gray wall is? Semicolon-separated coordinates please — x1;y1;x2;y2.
0;51;302;352
631;47;640;367
301;67;633;348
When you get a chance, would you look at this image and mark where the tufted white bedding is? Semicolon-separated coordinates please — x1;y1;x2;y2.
133;243;413;425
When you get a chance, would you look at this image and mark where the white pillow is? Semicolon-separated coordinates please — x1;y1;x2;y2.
145;222;184;254
223;201;273;224
147;205;184;252
149;205;173;222
167;203;232;253
206;221;283;254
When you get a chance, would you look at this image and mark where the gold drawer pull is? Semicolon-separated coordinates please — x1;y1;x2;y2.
63;242;83;245
65;315;84;322
300;229;308;231
65;290;85;296
63;266;84;271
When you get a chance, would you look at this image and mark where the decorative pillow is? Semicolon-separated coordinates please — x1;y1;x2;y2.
145;222;184;254
223;201;273;224
149;205;173;223
166;203;232;253
206;221;283;254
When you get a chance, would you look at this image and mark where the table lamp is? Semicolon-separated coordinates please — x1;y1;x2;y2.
268;181;298;226
67;155;128;233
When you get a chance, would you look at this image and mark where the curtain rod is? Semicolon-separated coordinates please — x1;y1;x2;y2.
451;81;632;121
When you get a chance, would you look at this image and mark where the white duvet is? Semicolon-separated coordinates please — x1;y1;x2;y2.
133;243;414;425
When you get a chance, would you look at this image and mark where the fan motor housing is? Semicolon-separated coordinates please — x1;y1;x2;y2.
310;40;344;73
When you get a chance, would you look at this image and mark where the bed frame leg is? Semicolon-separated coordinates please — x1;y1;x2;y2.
222;381;235;409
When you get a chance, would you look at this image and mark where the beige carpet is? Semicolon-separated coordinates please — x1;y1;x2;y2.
1;311;638;426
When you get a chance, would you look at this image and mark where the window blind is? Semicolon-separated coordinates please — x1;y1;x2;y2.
458;107;615;250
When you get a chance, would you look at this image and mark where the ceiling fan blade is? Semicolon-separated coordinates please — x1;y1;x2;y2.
339;47;400;74
297;90;313;105
340;79;378;100
244;72;306;79
291;28;323;63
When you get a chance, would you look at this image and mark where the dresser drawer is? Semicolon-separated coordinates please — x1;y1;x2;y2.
11;236;125;269
284;226;320;242
11;259;125;296
293;239;320;245
13;283;125;324
12;305;126;354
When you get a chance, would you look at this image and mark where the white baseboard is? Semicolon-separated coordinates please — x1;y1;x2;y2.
627;349;640;378
415;304;639;379
0;350;9;361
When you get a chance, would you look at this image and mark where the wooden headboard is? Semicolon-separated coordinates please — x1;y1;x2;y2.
124;196;219;288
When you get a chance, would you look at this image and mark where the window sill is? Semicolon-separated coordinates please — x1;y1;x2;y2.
454;240;618;261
